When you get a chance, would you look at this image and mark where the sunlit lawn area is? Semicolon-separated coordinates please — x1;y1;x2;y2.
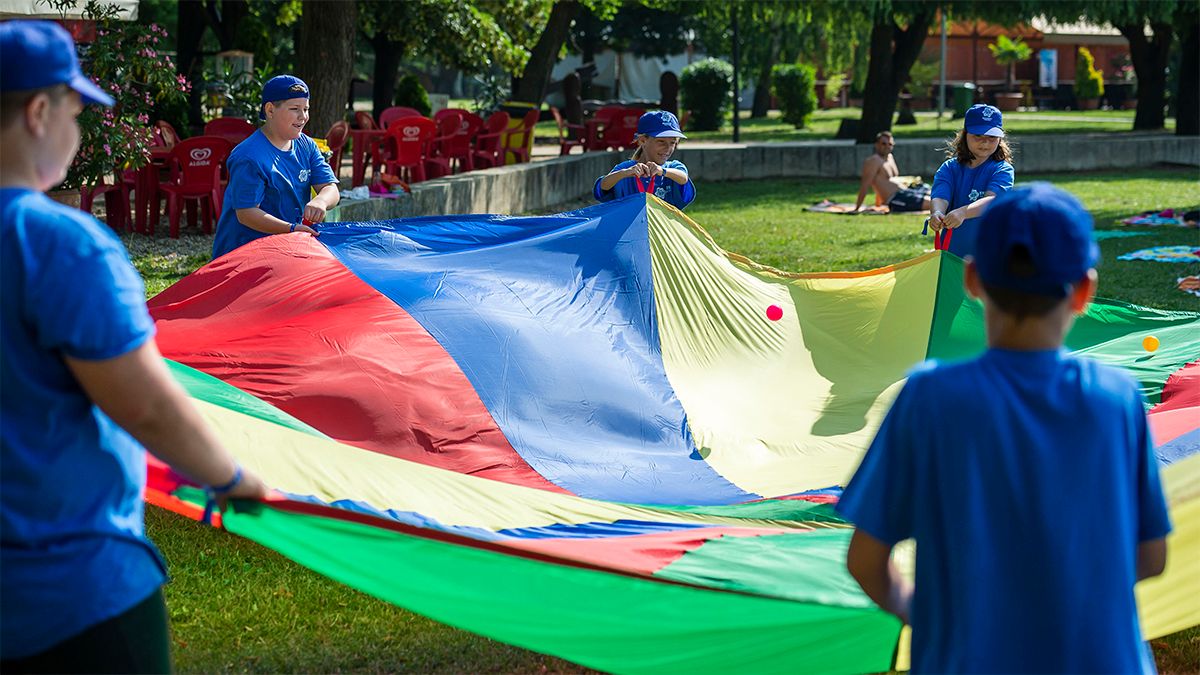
683;108;1176;142
135;166;1197;672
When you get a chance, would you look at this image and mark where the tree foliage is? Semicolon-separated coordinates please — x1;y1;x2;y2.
988;34;1032;93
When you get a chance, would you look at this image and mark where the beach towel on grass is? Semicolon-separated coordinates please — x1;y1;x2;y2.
1120;209;1199;227
1094;230;1152;241
1118;246;1200;263
807;200;889;215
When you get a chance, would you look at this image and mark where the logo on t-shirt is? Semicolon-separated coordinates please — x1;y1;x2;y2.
299;169;310;182
968;188;985;202
655;186;668;199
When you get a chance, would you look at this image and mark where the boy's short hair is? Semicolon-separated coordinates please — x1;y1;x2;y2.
875;131;893;142
972;183;1099;317
0;83;70;129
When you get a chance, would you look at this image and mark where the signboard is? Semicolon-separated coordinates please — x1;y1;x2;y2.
1039;49;1058;89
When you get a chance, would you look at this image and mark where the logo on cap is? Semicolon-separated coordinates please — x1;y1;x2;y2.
981;107;994;120
290;83;307;93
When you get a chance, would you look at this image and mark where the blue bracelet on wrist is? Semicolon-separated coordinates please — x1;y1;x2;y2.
209;465;243;495
289;222;298;233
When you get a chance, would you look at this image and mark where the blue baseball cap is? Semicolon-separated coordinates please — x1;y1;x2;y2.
973;183;1100;298
964;104;1004;137
260;75;309;120
637;110;686;138
0;21;112;105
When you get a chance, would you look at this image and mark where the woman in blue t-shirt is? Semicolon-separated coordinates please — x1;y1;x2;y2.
594;110;696;210
211;75;340;259
929;104;1015;258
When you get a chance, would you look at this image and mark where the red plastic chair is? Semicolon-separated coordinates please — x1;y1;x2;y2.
427;109;463;176
585;106;623;151
324;120;350;179
550;106;587;156
601;108;644;152
204;117;256;146
434;108;470;124
379;106;422;130
501;109;540;164
80;171;131;232
155;120;181;148
375;116;437;183
155;135;233;238
470;111;510;169
354;110;378;130
436;111;483;173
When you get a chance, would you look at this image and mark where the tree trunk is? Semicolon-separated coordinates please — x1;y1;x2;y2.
296;0;358;135
177;0;207;132
512;0;580;105
1175;8;1199;136
370;33;403;121
1118;22;1173;131
750;26;782;118
204;0;250;50
856;9;935;144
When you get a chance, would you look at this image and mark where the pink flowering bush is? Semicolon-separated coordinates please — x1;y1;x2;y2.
62;1;190;190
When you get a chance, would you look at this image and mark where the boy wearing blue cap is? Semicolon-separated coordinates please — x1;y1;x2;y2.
1;20;267;672
928;103;1016;257
211;74;339;259
595;110;695;210
838;183;1171;674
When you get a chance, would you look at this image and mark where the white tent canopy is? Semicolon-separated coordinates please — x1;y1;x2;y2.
0;0;137;20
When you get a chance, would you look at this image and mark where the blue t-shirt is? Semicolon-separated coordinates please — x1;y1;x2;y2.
930;157;1014;258
212;130;338;259
837;348;1171;675
594;159;696;210
1;188;167;659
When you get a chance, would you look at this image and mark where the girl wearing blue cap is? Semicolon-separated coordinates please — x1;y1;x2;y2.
928;103;1015;257
594;110;696;210
211;74;340;259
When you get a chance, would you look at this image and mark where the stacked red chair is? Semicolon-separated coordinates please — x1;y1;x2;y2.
155;135;233;237
470;111;510;170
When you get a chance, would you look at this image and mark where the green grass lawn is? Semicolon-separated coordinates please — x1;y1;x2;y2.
677;108;1176;143
137;167;1197;672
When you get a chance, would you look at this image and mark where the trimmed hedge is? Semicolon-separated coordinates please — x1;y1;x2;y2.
394;74;432;116
1074;47;1105;101
680;58;733;131
771;63;818;129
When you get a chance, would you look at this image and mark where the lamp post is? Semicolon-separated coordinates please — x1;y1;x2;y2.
731;5;740;143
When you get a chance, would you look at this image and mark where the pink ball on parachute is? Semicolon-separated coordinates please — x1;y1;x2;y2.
766;304;783;321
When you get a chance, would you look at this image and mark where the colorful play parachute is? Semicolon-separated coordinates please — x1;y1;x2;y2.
147;195;1199;674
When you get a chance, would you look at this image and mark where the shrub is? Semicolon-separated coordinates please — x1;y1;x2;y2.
906;59;940;98
771;63;818;129
823;73;846;103
1074;47;1105;100
988;35;1032;92
680;58;732;131
61;0;190;190
394;74;432;116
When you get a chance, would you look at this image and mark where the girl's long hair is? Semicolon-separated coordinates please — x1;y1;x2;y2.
631;134;647;161
944;129;1013;164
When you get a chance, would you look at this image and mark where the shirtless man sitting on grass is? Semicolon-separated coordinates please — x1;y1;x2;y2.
854;131;931;213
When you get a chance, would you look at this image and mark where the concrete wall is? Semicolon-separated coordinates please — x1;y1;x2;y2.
672;133;1200;181
333;134;1198;222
